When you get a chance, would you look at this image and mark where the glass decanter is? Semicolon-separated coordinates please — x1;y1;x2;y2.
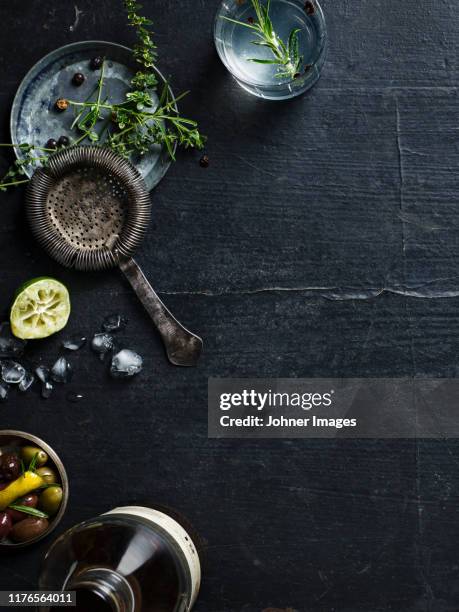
38;506;201;612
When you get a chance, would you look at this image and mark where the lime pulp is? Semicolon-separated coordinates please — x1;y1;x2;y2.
10;277;71;340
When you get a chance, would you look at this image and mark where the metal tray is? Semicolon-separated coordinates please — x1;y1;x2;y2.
10;40;173;191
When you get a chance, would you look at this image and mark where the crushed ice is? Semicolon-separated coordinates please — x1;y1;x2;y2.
91;333;115;361
62;335;87;351
102;314;128;333
51;357;73;384
1;361;26;385
110;349;143;378
0;313;140;402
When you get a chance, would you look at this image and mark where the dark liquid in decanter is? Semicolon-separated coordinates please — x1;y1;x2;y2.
39;506;201;612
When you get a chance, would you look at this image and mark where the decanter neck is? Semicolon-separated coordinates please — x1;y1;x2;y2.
67;567;135;612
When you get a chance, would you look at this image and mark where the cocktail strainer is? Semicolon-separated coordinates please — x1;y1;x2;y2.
26;146;202;366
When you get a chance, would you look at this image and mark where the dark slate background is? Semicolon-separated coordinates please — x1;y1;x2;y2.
0;1;459;610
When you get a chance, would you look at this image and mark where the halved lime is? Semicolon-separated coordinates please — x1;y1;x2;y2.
10;277;71;340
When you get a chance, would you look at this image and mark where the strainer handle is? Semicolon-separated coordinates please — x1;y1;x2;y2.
119;257;203;366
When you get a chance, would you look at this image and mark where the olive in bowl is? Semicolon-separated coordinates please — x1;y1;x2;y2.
0;431;68;548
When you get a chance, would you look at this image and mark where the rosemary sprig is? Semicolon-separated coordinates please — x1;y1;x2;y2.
28;451;39;473
8;504;49;519
223;0;303;79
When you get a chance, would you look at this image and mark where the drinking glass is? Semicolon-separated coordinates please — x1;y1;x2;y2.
214;0;327;100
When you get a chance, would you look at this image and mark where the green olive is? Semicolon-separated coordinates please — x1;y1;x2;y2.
10;517;49;543
35;466;58;485
21;446;48;467
39;486;63;516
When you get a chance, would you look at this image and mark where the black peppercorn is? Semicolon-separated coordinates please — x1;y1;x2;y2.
72;72;85;86
58;135;70;147
199;155;210;168
304;1;315;15
46;138;58;150
90;56;103;70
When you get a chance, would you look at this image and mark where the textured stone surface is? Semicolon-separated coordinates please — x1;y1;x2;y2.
0;1;458;610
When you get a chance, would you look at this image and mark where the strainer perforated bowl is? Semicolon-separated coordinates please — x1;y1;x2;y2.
26;146;202;366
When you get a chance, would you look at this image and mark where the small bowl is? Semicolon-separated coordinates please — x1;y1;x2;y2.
0;430;69;548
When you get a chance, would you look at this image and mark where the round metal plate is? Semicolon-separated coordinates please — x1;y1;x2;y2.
10;41;174;191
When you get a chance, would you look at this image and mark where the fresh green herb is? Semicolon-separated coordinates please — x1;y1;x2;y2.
125;0;158;89
69;60;108;146
0;0;205;191
66;61;204;160
8;504;49;519
68;0;204;158
0;144;53;192
223;0;303;79
28;452;39;473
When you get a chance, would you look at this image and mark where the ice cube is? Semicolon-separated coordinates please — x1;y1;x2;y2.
0;323;27;358
35;366;50;383
110;349;143;378
66;392;84;403
41;381;53;399
51;357;72;383
62;335;87;351
1;361;26;384
19;370;34;392
91;333;115;361
0;381;8;401
102;314;128;333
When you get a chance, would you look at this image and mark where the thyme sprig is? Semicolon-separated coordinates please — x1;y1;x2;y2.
65;59;204;160
223;0;303;79
68;1;204;157
125;0;158;90
0;144;54;192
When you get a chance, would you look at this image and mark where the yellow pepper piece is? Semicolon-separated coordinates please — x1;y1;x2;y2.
0;471;44;511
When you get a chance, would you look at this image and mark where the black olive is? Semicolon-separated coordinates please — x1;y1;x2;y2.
0;453;20;481
0;512;12;541
46;139;58;150
90;56;103;70
72;72;85;86
199;154;210;168
58;135;70;147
